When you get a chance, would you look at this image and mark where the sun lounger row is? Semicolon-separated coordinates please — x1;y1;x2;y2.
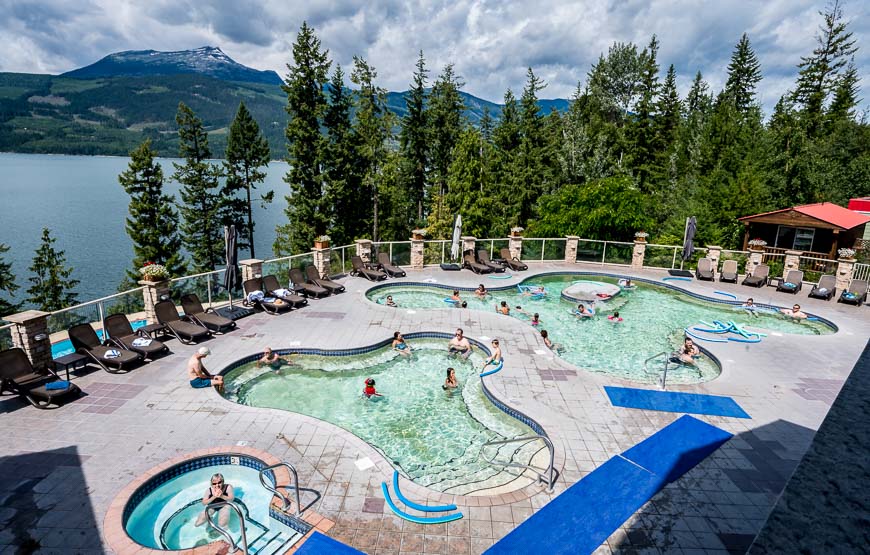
464;249;527;274
241;266;347;314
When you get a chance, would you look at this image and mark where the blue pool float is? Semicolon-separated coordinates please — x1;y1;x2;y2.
728;336;762;343
662;277;692;282
479;360;504;377
381;483;463;524
488;274;513;279
714;291;738;299
684;328;728;343
443;298;459;304
392;471;457;512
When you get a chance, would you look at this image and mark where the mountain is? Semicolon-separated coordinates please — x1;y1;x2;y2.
62;46;283;86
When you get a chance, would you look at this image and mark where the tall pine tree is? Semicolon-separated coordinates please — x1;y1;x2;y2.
119;140;185;285
428;65;466;203
223;102;272;259
399;51;430;223
724;34;762;115
630;35;661;193
174;102;223;272
323;65;361;246
276;22;331;255
27;229;79;312
0;243;19;317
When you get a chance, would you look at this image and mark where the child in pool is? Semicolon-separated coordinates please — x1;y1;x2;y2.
540;330;564;352
450;290;462;302
363;378;382;398
531;313;540;326
618;278;635;289
392;331;411;357
385;295;397;307
608;311;623;323
475;284;488;299
496;301;510;315
483;339;503;369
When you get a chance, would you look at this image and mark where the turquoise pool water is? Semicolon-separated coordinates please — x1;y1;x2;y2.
125;463;273;550
366;275;833;384
51;318;147;358
223;341;543;495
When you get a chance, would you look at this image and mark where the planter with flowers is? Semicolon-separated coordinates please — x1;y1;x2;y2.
838;248;856;261
138;262;170;283
314;235;331;250
748;238;767;252
634;231;649;243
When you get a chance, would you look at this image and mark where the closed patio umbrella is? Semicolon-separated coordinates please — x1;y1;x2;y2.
681;216;697;269
224;225;240;310
450;214;463;261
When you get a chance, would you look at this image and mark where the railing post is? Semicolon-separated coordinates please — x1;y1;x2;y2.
783;250;801;278
313;241;332;278
747;248;764;276
461;236;477;258
706;245;722;273
835;256;856;292
239;259;264;284
139;279;171;325
541;239;546;261
601;242;607;266
632;239;647;270
441;241;446;264
565;236;579;264
410;230;426;270
97;301;105;332
355;239;373;264
206;274;213;308
508;228;523;261
671;248;678;269
5;310;52;370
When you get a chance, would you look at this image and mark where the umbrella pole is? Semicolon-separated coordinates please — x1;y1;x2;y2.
680;217;689;270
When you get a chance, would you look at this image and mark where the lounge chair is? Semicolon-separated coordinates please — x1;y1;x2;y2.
262;275;308;308
242;278;292;314
695;258;715;281
742;264;769;288
376;252;407;278
351;256;387;281
0;348;82;409
289;268;330;297
304;265;346;293
719;259;738;283
777;270;803;294
808;274;836;301
478;250;506;273
68;323;141;373
463;252;493;274
180;294;237;334
838;279;868;306
499;248;528;271
104;313;169;359
155;300;212;343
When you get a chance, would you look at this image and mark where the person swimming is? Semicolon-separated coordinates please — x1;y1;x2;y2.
742;297;758;317
781;303;808;320
450;290;462;302
385;295;397;307
677;337;700;365
443;367;458;390
618;278;635;288
475;284;488;299
392;331;411;356
608;311;623;322
574;303;595;318
540;330;563;352
257;347;294;369
531;313;540;326
496;301;510;315
448;328;473;359
363;378;382;398
483;339;503;369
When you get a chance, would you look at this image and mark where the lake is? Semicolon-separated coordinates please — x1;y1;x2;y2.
0;152;292;307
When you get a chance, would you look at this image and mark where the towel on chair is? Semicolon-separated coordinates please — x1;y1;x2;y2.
131;337;153;347
247;290;265;302
274;288;291;297
104;349;121;359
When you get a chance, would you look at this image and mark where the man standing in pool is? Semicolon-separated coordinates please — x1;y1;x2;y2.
195;473;234;529
448;328;473;359
257;347;294;369
187;347;224;391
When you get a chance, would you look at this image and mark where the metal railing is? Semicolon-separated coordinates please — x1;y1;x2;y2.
644;351;671;390
854;262;870;283
0;322;14;350
259;462;302;516
204;500;248;554
480;435;556;492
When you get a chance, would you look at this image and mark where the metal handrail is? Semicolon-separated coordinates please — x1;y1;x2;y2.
643;351;670;389
204;500;248;554
45;287;145;317
259;462;302;516
481;435;556;492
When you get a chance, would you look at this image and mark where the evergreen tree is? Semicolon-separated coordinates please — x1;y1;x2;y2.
0;243;19;317
174;102;223;272
512;68;548;226
723;33;762;115
276;22;331;255
655;64;682;151
26;228;79;312
479;107;494;143
587;42;643;119
323;65;361;246
630;35;661;193
793;0;858;133
119;140;185;285
223;101;272;258
399;51;430;223
428;64;466;202
444;128;496;237
826;60;860;124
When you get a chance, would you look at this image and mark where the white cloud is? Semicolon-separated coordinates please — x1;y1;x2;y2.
0;0;867;114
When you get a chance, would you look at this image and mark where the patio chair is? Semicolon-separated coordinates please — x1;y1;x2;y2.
808;274;836;301
695;258;715;281
0;348;82;409
742;264;769;288
103;313;169;359
304;265;346;293
499;248;528;271
838;279;868;306
376;252;407;278
68;323;141;373
478;250;506;273
463;252;493;274
180;294;237;334
777;270;803;294
242;278;292;314
154;300;213;342
719;260;739;283
289;268;331;297
351;256;387;281
262;275;308;308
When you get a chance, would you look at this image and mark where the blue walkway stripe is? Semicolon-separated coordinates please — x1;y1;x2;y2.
605;386;750;419
293;531;366;554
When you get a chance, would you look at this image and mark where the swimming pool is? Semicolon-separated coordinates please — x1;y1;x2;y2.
366;274;834;385
222;338;547;496
51;318;147;358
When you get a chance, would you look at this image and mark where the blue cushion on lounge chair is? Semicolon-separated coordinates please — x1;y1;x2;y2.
783;282;796;288
46;380;70;391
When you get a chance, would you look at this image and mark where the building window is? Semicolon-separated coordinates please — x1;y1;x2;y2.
775;225;815;251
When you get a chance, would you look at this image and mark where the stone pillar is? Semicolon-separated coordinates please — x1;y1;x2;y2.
565;236;579;263
355;239;373;263
783;250;801;278
508;236;523;261
239;259;263;283
461;236;477;257
835;257;855;292
5;310;52;370
411;239;425;269
747;249;764;276
706;245;722;272
313;245;331;278
139;279;171;325
632;240;647;270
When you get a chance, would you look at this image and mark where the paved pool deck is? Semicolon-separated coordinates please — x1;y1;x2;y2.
1;261;868;554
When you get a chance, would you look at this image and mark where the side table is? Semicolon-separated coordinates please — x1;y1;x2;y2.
53;352;89;381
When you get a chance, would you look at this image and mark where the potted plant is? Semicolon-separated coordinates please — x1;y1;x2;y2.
314;235;331;249
748;238;767;251
634;231;649;243
510;227;524;238
139;262;170;282
838;248;856;261
412;228;427;241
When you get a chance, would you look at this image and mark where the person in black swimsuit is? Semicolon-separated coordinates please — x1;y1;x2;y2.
195;473;235;528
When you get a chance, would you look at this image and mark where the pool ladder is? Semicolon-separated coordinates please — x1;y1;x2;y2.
205;500;248;554
480;435;557;492
644;351;671;389
258;461;319;516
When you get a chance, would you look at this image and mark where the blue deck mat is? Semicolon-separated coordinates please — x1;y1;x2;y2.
486;415;732;555
294;531;366;555
605;386;750;419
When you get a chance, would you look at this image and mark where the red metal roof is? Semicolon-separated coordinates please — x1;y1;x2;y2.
738;202;870;230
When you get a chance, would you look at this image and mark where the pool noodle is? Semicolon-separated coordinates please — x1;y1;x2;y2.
713;291;738;299
662;277;693;282
684;328;728;343
479;360;504;377
728;336;762;343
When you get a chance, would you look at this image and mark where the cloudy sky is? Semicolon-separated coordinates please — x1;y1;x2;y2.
2;0;868;114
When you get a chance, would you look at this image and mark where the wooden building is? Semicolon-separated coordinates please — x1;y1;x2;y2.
738;202;870;258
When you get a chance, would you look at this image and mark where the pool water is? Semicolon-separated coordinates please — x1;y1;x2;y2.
223;341;543;495
367;276;833;384
51;318;147;358
126;464;273;550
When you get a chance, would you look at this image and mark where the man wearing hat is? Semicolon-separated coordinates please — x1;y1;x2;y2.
187;346;224;390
